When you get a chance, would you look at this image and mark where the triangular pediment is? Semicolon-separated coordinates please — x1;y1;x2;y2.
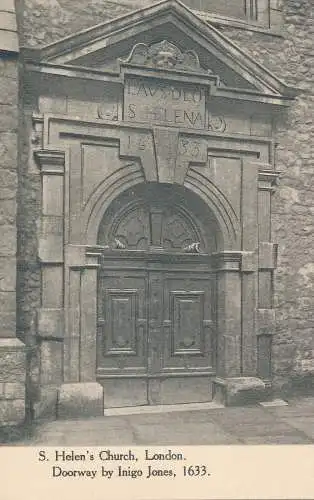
30;0;296;99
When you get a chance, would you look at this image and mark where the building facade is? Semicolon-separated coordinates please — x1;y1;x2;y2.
0;0;313;425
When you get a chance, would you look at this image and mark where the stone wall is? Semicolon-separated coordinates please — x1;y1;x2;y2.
17;0;314;401
0;55;18;340
0;1;26;426
219;0;314;394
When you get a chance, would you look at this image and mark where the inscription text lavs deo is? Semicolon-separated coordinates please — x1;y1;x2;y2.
124;77;206;129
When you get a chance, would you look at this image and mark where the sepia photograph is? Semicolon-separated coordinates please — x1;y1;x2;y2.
0;0;314;462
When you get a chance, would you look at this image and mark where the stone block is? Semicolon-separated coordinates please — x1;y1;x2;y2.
259;242;278;270
33;386;58;421
0;31;18;53
42;266;63;308
38;216;63;263
250;114;272;137
270;8;283;29
42;175;64;216
214;377;267;406
0;131;17;169
0;76;17;105
0;104;18;132
39;96;67;114
0;339;26;383
3;382;25;399
257;308;276;336
241;251;257;272
0;58;18;79
0;225;16;256
0;310;16;337
58;382;104;419
0;291;16;311
40;341;62;385
0;257;16;291
37;308;64;340
0;400;25;426
0;199;16;226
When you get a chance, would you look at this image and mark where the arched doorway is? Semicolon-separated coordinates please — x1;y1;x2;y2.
96;183;221;408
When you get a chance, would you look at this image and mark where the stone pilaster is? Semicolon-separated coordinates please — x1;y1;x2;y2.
33;150;65;419
212;251;267;406
59;245;104;419
257;170;279;385
212;251;242;379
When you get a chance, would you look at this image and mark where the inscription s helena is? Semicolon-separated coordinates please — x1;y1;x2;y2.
127;104;204;127
126;79;203;102
127;104;226;131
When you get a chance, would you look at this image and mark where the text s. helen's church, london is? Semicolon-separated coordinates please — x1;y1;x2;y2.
0;0;313;425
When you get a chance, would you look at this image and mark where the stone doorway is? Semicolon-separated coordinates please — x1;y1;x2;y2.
96;183;218;408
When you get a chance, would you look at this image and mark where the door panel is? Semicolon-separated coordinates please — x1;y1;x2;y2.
97;264;215;408
97;272;148;374
162;275;214;372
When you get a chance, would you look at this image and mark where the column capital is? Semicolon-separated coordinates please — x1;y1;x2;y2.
34;149;65;175
211;251;241;272
64;244;103;269
258;169;280;191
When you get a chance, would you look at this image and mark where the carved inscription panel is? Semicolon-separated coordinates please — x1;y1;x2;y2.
124;77;206;129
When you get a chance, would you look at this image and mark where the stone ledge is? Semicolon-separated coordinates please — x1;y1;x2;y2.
57;382;104;419
0;338;25;350
213;377;267;406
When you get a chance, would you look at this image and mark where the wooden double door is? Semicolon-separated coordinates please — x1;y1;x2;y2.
97;254;216;408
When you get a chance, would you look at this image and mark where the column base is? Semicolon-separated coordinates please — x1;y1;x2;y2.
0;339;26;426
213;377;267;406
57;382;104;419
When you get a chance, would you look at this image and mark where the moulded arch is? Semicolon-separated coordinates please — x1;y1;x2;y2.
97;183;213;252
85;170;240;252
185;168;241;251
84;162;145;244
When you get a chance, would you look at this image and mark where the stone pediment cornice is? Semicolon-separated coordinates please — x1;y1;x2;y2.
21;0;298;102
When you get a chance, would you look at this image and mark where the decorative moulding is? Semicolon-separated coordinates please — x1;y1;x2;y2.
34;150;65;175
121;40;210;75
258;169;280;191
211;251;242;272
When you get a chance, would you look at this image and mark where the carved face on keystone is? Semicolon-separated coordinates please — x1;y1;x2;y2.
154;50;176;68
